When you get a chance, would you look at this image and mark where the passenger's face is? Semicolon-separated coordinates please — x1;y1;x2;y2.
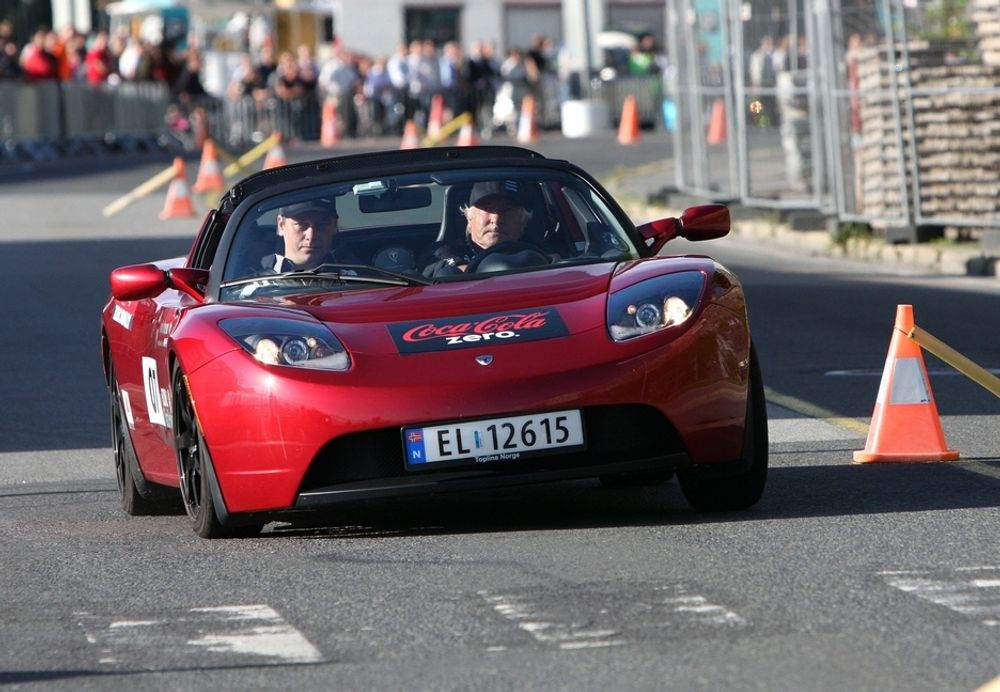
467;197;526;249
278;213;337;269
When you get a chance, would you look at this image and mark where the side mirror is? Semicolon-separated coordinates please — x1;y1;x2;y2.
636;204;730;255
678;204;730;241
110;264;208;303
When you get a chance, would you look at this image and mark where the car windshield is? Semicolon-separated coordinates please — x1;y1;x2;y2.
219;167;639;300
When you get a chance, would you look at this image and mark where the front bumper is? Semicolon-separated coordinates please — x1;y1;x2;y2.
185;304;748;514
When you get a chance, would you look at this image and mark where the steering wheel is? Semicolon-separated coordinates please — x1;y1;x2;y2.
467;241;552;273
372;246;417;274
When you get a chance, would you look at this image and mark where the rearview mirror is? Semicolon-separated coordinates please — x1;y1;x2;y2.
358;187;432;213
636;204;730;254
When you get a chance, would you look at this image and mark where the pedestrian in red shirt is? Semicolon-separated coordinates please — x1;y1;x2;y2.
20;28;59;81
85;31;113;84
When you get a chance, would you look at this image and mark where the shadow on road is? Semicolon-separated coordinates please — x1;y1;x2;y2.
255;460;1000;541
0;237;192;453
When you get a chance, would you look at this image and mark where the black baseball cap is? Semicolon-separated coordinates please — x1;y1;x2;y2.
279;197;338;218
468;181;524;208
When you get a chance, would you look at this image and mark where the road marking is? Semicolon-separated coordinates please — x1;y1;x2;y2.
764;386;871;436
766;387;1000;482
480;582;746;651
880;567;1000;626
77;604;323;667
481;592;624;650
979;674;1000;692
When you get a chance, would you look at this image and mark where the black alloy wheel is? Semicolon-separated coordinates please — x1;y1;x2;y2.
172;366;262;538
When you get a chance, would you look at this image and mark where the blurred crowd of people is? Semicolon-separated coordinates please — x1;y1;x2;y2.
1;18;667;141
0;20;186;86
220;33;577;139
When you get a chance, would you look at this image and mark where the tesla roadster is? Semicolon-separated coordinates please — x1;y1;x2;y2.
101;146;767;537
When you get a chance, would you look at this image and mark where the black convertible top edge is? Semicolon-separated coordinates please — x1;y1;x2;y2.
225;145;549;208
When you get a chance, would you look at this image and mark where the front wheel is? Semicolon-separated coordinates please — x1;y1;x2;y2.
173;366;262;538
678;346;768;511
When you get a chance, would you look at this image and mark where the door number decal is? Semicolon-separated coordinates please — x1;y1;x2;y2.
142;357;166;427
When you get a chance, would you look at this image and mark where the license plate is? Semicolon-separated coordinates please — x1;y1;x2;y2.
403;410;585;468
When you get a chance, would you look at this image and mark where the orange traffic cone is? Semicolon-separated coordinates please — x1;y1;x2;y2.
707;98;726;145
853;305;959;464
456;119;479;146
262;132;288;170
320;100;340;148
159;157;196;219
192;139;225;193
400;119;420;150
427;94;444;140
516;94;538;144
617;95;640;145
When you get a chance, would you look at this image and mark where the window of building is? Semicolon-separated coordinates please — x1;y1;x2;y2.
404;7;460;46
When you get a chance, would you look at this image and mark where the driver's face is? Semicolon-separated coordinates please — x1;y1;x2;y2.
278;213;337;269
467;197;527;249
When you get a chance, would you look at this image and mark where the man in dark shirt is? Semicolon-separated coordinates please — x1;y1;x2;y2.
260;197;355;273
422;181;532;277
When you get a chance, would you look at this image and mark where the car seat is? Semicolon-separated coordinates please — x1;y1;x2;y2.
228;221;280;278
434;182;473;246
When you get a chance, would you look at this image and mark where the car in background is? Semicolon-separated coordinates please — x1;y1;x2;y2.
101;145;766;538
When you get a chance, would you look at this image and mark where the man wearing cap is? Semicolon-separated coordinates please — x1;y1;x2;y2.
422;181;531;277
260;197;357;274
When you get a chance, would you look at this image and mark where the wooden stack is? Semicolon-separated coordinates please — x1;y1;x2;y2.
972;0;1000;66
852;39;1000;230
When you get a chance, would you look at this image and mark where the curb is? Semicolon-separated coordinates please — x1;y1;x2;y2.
602;177;999;280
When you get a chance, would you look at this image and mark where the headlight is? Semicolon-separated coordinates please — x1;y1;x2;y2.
219;317;351;371
607;271;705;341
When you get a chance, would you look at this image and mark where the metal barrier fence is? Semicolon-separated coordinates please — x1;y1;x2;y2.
198;95;322;149
2;73;670;161
666;0;1000;232
0;81;172;139
591;74;664;128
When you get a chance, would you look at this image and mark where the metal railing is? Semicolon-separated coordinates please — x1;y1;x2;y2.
665;0;1000;231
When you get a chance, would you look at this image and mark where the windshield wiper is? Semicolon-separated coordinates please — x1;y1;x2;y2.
221;263;431;289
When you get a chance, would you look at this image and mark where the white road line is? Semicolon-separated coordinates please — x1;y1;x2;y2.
480;584;747;651
658;590;747;627
480;592;624;650
77;604;323;667
881;567;1000;626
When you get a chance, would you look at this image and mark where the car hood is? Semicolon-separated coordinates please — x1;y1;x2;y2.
274;264;616;324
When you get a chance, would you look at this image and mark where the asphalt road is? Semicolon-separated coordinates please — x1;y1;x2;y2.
1;131;999;691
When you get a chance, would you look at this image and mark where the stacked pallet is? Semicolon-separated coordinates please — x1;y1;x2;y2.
852;40;1000;228
972;0;1000;66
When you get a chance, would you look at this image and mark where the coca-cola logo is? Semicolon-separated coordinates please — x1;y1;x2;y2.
389;308;568;354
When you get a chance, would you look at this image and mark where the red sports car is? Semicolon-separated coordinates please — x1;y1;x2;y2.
101;146;766;538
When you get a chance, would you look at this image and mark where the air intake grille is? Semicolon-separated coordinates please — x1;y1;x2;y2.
298;404;685;492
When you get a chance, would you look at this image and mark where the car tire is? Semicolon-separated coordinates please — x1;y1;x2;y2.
110;364;174;516
172;366;262;539
678;345;768;512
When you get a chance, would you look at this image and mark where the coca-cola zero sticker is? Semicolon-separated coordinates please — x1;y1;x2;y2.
388;308;569;354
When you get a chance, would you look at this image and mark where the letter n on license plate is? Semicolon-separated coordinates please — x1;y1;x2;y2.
402;410;585;469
